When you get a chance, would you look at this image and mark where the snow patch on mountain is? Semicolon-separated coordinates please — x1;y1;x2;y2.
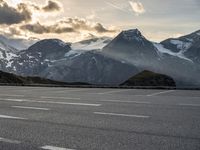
170;40;192;51
0;50;17;67
71;38;111;50
0;51;3;58
6;53;17;61
0;41;17;53
197;32;200;36
154;43;193;62
0;43;5;51
65;50;83;58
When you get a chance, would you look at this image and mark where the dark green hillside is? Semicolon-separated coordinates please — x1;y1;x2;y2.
0;70;89;85
121;70;176;87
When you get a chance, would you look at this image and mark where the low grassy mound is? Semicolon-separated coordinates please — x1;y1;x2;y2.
121;70;176;87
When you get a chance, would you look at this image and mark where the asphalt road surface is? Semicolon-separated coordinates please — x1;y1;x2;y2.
0;86;200;150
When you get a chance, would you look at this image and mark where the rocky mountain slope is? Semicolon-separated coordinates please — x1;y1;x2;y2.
103;29;159;67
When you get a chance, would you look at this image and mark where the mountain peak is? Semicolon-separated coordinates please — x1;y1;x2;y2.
121;29;145;42
28;38;70;51
36;39;69;47
123;29;141;34
27;38;71;59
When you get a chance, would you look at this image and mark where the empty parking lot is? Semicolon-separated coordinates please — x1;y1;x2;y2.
0;86;200;150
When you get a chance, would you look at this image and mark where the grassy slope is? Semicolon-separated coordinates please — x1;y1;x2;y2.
121;70;176;87
0;71;89;85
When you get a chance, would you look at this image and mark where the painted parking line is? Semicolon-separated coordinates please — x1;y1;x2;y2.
0;94;24;97
97;89;134;95
99;99;150;104
33;101;101;107
94;112;150;118
0;98;101;107
0;98;26;102
0;115;27;120
147;90;175;96
12;106;50;111
41;96;81;100
0;137;21;144
41;145;75;150
54;89;89;93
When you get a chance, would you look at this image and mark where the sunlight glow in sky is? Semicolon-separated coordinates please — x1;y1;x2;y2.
0;0;200;42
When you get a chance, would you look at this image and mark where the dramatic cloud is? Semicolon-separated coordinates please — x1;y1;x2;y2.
20;22;75;34
20;18;116;34
61;18;116;33
20;0;62;13
0;0;61;25
42;0;61;12
129;0;145;15
0;0;32;25
0;1;117;42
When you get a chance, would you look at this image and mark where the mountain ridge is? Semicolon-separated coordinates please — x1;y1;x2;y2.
0;29;200;86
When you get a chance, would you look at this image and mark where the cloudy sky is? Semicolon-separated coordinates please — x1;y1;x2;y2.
0;0;200;42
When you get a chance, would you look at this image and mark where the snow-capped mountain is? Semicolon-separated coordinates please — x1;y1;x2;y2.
8;38;138;84
67;37;112;61
11;39;71;76
0;29;200;86
161;30;200;63
0;34;37;72
0;37;19;72
153;43;192;62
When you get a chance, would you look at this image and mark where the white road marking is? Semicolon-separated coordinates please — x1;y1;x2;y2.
54;89;88;93
0;94;24;97
41;145;75;150
34;101;101;107
0;98;27;102
94;112;150;118
0;115;27;120
12;106;50;110
147;90;175;96
98;89;133;95
41;96;80;100
0;137;21;144
179;104;200;107
100;99;150;104
0;98;101;107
